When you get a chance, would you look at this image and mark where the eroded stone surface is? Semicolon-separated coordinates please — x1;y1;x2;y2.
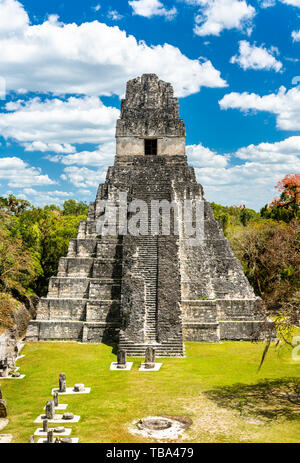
45;401;55;420
130;416;186;440
59;373;66;393
0;400;7;418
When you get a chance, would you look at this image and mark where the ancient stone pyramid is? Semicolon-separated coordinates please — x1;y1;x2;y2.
26;74;262;356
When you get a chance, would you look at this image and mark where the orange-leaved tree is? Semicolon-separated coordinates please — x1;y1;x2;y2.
261;174;300;222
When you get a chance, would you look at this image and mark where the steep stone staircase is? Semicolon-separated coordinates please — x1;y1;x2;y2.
140;235;158;343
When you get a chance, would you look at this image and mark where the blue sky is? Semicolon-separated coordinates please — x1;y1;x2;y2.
0;0;299;210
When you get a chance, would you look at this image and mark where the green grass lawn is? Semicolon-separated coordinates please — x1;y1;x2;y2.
1;341;300;443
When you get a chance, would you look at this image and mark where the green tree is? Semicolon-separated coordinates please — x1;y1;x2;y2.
63;199;89;217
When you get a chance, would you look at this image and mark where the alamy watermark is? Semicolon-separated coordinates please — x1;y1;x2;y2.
95;192;205;246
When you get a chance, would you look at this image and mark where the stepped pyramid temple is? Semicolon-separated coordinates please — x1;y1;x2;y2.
26;74;262;356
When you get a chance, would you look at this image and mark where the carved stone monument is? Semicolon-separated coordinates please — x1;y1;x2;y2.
53;391;59;406
45;401;55;420
59;373;66;393
144;347;156;369
116;349;127;369
73;384;85;392
43;419;48;433
47;430;54;444
0;399;7;418
62;413;74;421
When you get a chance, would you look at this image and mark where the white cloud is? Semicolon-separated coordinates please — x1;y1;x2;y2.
188;137;300;209
0;0;29;37
0;156;55;187
129;0;177;18
259;0;300;7
185;0;256;37
49;142;115;166
186;144;229;167
230;41;282;72
292;30;300;41
235;136;300;163
107;9;123;20
61;166;107;189
281;0;300;6
219;86;300;130
259;0;276;7
23;188;71;197
0;96;119;147
24;141;76;154
20;188;75;206
0;1;225;98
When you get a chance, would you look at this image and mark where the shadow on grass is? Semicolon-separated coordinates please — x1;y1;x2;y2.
204;377;300;422
103;342;118;356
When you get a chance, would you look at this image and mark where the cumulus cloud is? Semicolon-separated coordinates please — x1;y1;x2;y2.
186;144;229;167
259;0;300;7
292;30;300;41
49;142;116;166
20;188;75;206
24;142;76;154
259;0;276;7
0;156;55;187
188;137;300;209
281;0;300;6
0;1;226;97
219;86;300;131
61;166;107;189
0;96;119;148
107;10;123;20
129;0;177;18
184;0;256;37
230;41;282;72
0;0;29;37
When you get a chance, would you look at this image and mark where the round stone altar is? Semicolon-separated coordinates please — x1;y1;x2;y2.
129;416;187;440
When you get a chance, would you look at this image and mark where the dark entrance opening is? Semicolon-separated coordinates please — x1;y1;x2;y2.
145;139;157;156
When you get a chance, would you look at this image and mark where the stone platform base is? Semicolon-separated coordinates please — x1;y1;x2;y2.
34;428;72;437
51;387;91;395
0;434;12;443
34;415;80;424
110;362;133;371
1;374;26;379
139;363;162;371
37;437;79;443
26;320;120;343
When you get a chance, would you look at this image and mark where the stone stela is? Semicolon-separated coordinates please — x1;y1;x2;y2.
116;349;127;369
45;401;55;420
144;347;156;369
0;398;7;418
59;373;66;393
53;391;59;407
43;419;48;433
26;74;263;357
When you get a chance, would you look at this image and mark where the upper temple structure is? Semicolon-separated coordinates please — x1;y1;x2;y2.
26;74;262;356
